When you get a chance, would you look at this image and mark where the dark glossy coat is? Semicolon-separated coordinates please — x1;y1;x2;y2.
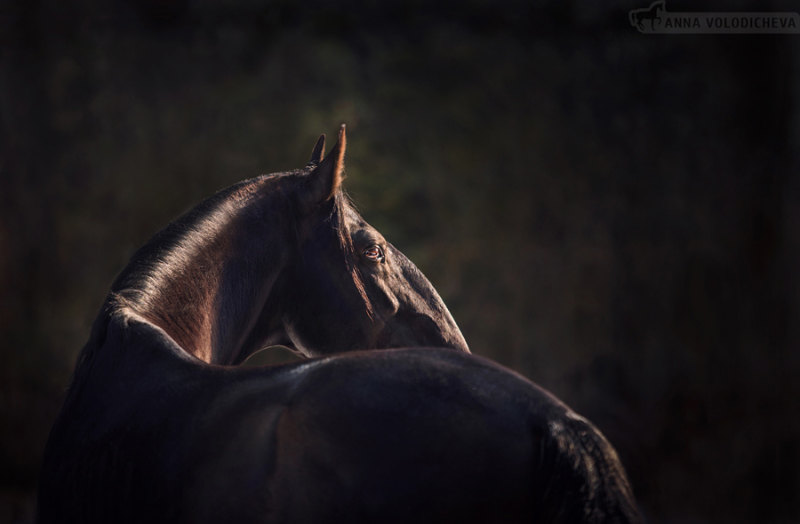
38;127;642;523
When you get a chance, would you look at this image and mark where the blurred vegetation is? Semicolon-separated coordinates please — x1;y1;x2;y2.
1;1;799;522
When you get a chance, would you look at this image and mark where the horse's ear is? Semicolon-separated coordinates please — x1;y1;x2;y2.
299;125;346;213
309;134;325;165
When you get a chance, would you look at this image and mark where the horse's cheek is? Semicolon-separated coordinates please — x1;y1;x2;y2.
369;274;401;318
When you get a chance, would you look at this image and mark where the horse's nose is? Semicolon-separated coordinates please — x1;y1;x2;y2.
449;329;470;354
443;324;470;353
383;312;470;353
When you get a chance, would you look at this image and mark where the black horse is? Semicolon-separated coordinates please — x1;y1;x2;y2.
38;126;642;523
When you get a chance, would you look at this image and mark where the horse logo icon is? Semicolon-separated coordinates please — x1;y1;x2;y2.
629;0;665;32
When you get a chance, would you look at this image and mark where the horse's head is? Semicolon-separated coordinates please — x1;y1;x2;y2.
269;125;469;357
109;124;467;364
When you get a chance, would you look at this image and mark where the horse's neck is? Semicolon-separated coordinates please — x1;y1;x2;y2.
111;176;292;365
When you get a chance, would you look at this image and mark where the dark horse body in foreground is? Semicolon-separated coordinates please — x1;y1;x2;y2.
38;127;642;523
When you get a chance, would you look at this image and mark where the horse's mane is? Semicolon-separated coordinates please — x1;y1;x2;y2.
330;190;374;320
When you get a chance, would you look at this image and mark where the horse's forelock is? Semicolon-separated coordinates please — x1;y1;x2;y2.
332;191;374;320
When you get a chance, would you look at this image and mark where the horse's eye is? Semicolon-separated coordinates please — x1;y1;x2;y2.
363;245;385;263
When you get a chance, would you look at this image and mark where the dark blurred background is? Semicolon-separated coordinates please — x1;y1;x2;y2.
1;0;798;522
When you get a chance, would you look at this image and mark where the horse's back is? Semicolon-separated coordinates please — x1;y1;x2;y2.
262;349;641;523
39;345;641;524
262;350;537;523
